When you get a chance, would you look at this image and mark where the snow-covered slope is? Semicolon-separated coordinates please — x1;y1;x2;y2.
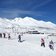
0;17;56;56
0;34;56;56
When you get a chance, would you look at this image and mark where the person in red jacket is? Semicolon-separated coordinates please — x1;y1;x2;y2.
41;38;45;47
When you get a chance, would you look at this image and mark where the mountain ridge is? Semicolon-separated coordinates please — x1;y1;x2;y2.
0;17;56;29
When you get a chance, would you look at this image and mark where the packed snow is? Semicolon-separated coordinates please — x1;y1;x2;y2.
0;34;56;56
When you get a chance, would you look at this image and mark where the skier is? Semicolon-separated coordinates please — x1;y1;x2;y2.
41;38;45;47
18;35;21;42
8;33;11;39
49;40;54;50
3;33;6;38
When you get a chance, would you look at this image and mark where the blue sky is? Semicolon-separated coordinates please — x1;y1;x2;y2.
0;0;56;24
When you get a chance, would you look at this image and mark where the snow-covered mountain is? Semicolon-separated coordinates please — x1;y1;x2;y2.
0;17;56;33
11;17;56;29
0;17;56;28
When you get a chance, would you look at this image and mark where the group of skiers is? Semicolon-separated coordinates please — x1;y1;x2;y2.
3;33;11;39
18;35;54;50
41;38;54;50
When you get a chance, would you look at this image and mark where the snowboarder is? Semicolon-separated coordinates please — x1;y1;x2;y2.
41;38;45;47
49;40;54;50
18;35;21;42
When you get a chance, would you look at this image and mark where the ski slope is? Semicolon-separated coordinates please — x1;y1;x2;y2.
0;34;56;56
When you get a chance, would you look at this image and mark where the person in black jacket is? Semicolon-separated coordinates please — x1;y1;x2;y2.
18;35;21;42
3;33;6;38
8;33;11;39
49;40;54;50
